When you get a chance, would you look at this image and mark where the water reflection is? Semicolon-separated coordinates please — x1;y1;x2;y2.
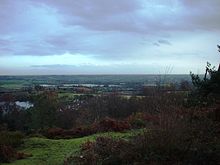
15;101;34;109
0;101;33;110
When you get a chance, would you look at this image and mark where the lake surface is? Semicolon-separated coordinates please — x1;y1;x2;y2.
0;101;33;109
15;101;34;109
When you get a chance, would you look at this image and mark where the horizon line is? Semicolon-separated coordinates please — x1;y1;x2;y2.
0;73;199;76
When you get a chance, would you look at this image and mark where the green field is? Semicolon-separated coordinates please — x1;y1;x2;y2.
58;93;84;99
0;84;24;90
3;131;137;165
0;80;26;89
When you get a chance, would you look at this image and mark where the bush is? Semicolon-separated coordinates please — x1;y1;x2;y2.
0;145;16;163
45;127;65;139
64;137;135;165
127;112;159;128
65;104;220;165
0;145;31;163
0;131;24;147
45;126;93;139
66;124;219;164
92;117;130;132
45;118;130;139
0;131;28;163
69;126;93;138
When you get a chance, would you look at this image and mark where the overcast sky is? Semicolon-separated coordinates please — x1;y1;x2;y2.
0;0;219;75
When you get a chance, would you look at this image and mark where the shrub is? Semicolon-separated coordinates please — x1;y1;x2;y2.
66;123;219;165
45;127;64;139
92;117;130;132
70;126;93;138
0;145;31;163
45;118;130;139
127;112;159;128
130;118;146;128
45;126;93;139
0;131;24;147
0;131;26;163
65;104;220;165
15;152;32;160
64;137;135;165
0;145;16;163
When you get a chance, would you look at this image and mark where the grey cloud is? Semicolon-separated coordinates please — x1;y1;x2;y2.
35;0;141;33
31;64;75;68
5;39;55;56
153;39;172;47
0;39;11;45
0;39;12;53
0;0;220;58
0;38;16;54
0;1;25;33
182;0;220;7
43;30;145;60
36;0;139;19
181;0;220;30
153;43;160;47
158;40;172;46
29;63;160;75
36;0;220;32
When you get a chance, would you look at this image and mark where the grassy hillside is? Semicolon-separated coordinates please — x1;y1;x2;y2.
3;131;136;165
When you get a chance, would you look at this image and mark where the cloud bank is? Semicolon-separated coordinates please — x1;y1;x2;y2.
0;0;220;74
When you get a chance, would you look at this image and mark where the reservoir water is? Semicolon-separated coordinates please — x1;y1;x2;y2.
0;101;33;110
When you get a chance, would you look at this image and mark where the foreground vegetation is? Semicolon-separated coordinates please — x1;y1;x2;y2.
2;131;136;165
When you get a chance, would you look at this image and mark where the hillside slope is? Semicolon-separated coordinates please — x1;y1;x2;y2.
3;131;135;165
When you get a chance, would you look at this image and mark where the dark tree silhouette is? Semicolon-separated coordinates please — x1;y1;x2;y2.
217;45;220;71
190;45;220;106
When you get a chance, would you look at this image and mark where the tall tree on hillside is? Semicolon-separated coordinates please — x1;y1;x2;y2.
190;45;220;105
31;92;58;130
